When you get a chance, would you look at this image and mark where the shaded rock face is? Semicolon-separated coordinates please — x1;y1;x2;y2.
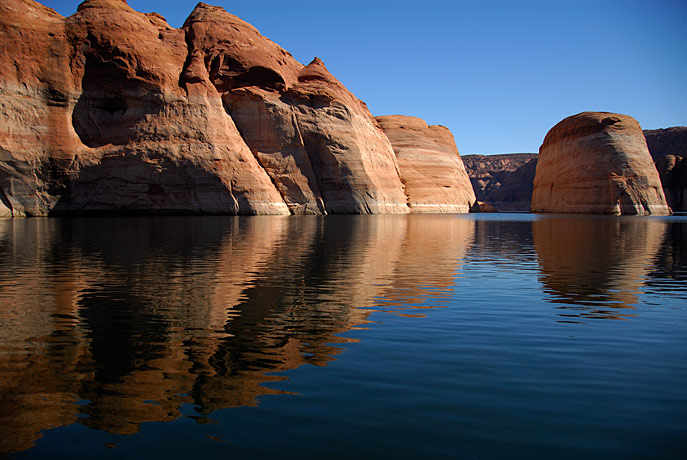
644;127;687;212
0;0;413;216
532;112;670;215
487;158;537;211
644;127;687;161
655;155;686;212
469;201;497;213
462;154;537;211
376;115;475;213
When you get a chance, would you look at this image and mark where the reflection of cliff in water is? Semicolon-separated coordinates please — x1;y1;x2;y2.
0;215;473;454
645;220;687;296
533;216;666;321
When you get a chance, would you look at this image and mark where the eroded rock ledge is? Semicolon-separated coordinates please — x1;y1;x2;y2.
0;0;472;216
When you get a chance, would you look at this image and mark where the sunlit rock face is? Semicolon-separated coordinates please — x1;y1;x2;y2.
0;0;417;216
532;112;671;215
533;216;666;319
186;3;409;214
376;116;475;213
0;0;289;216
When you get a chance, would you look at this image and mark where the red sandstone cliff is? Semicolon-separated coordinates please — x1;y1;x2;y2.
1;0;474;216
376;115;475;213
1;0;291;216
532;112;670;215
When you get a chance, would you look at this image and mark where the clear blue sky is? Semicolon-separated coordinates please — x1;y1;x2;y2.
40;0;687;154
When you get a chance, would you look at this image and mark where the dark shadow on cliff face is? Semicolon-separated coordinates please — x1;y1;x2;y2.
220;92;326;214
49;156;240;215
72;55;161;148
533;216;666;321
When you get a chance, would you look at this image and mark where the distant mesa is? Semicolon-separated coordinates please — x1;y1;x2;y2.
531;112;671;215
462;154;537;212
0;0;472;217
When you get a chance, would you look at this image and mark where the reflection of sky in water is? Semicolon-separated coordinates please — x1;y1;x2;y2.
0;215;685;457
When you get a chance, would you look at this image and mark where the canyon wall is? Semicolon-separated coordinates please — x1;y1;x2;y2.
462;154;537;211
0;0;474;216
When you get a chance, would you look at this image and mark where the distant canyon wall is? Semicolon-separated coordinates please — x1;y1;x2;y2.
0;0;474;217
462;154;537;211
464;125;686;213
645;127;687;212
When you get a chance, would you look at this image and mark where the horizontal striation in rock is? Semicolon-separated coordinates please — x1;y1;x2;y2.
376;115;475;213
532;112;670;215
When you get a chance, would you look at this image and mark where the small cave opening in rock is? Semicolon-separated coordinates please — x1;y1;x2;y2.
210;60;285;92
237;66;284;89
100;97;128;115
72;56;156;148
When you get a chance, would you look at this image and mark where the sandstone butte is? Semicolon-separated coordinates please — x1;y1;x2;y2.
531;112;671;215
0;0;474;217
376;115;475;213
462;126;686;213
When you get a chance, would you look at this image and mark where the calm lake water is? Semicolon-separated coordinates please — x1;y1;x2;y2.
0;214;685;459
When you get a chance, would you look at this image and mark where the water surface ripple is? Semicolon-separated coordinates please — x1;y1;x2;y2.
0;214;685;458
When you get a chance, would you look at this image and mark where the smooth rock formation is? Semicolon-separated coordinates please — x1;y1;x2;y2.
186;2;408;215
532;112;671;215
1;0;289;216
0;0;417;216
376;115;475;213
462;153;537;211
